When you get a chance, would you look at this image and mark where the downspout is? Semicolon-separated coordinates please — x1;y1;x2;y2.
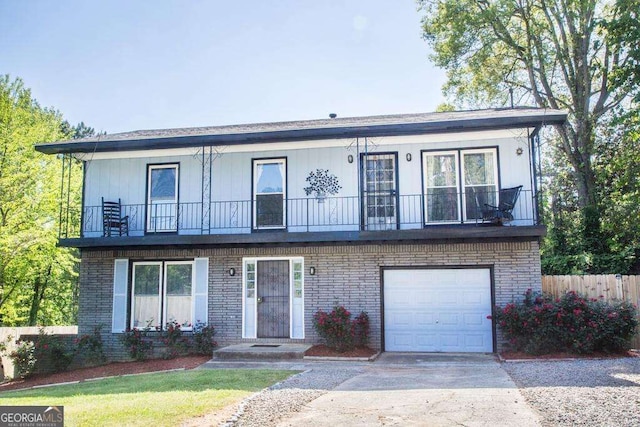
529;125;542;225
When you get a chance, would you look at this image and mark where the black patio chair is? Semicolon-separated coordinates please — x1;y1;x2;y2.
102;198;129;236
480;185;523;225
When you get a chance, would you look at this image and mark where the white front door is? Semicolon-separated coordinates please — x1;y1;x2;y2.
384;268;493;352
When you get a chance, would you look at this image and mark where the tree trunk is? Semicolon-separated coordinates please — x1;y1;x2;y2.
28;264;51;326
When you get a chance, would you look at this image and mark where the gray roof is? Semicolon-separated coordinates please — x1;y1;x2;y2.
35;107;567;154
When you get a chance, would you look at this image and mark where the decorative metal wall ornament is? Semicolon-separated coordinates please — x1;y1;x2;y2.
304;169;342;202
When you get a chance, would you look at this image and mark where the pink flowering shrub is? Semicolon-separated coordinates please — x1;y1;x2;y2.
6;329;73;378
353;311;370;347
162;320;191;359
494;289;638;354
120;321;217;360
192;321;217;355
313;305;370;352
120;327;153;360
74;325;106;366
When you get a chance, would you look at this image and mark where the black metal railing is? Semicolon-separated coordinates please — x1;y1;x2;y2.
70;190;537;239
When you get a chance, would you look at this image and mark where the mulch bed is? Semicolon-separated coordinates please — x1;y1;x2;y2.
500;350;639;360
304;344;377;358
0;355;210;393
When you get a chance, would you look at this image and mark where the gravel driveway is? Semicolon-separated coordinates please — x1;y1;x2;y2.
503;358;640;427
225;366;364;427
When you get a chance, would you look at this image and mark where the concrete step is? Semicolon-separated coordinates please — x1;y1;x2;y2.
212;343;312;360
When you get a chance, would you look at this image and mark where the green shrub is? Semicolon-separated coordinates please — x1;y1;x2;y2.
353;311;370;347
494;289;638;354
33;330;73;374
74;325;107;366
313;305;370;352
9;340;36;378
120;327;153;361
192;322;217;355
541;250;636;275
162;321;190;359
6;330;73;378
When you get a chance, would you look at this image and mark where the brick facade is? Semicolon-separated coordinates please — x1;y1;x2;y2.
79;240;541;359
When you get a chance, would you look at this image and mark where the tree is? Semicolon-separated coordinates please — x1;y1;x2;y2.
418;0;633;253
604;0;640;102
0;75;82;325
595;113;640;270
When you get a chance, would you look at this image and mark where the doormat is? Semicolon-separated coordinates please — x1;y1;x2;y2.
251;344;281;348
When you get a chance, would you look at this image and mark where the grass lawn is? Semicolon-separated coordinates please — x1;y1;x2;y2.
0;369;295;427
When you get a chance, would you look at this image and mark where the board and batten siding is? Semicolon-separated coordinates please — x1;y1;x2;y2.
84;154;202;210
82;130;535;235
83;154;202;236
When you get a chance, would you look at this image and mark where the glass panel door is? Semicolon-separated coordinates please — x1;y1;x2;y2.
253;159;286;229
462;150;498;221
362;154;398;230
423;151;460;223
147;165;178;232
257;260;290;338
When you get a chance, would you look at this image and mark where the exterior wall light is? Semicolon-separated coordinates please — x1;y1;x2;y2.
406;153;412;162
229;268;235;276
309;266;316;276
516;147;524;156
347;154;354;164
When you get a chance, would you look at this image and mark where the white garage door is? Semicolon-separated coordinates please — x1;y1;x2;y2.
384;268;493;352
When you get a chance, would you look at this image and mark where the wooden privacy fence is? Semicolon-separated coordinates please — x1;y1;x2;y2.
542;275;640;349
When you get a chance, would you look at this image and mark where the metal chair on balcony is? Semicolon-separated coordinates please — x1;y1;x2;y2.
479;185;523;225
102;198;129;236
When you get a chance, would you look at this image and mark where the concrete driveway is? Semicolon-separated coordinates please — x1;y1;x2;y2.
278;353;540;427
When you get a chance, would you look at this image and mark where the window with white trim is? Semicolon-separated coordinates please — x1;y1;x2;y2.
423;148;498;223
131;260;193;329
253;158;286;229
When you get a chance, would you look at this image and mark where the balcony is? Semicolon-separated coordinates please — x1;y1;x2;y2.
59;190;544;248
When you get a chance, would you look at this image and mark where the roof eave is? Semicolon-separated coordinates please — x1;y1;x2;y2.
35;111;568;155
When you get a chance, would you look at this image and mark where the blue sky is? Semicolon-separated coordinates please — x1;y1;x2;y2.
1;1;446;134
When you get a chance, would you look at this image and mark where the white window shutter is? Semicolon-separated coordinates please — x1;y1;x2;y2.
112;259;129;333
194;257;209;326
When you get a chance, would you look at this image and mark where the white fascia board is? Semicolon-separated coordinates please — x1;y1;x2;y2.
75;128;533;161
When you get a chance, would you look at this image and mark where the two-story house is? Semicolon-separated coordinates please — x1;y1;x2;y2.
36;108;566;358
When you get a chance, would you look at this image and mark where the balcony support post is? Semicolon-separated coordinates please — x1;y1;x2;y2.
200;145;213;234
58;153;74;239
